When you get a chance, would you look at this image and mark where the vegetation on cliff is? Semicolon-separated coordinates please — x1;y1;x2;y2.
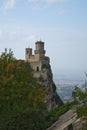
72;79;87;130
0;49;68;130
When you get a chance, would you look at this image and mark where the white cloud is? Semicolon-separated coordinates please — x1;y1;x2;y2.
0;0;70;13
46;0;66;3
1;0;16;12
28;0;70;3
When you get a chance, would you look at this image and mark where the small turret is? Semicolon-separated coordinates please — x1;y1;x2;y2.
25;48;32;61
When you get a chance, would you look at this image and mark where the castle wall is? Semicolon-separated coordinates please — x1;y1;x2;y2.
26;54;40;63
30;61;42;71
34;53;40;61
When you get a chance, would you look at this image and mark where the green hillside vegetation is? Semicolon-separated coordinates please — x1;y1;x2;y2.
0;49;48;130
0;49;69;130
72;84;87;130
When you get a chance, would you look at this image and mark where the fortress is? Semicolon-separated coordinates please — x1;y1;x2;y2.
25;41;50;71
25;41;63;110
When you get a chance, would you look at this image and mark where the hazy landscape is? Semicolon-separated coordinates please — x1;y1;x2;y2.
54;72;85;102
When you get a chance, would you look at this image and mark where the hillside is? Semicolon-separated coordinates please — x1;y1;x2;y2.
0;49;64;130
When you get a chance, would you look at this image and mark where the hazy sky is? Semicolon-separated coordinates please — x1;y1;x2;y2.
0;0;87;76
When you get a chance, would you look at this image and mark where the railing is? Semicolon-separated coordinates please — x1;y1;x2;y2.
47;110;77;130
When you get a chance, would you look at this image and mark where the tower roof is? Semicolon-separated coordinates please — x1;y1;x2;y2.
35;41;44;44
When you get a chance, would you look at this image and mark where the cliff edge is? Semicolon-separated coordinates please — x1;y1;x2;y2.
34;63;63;110
25;41;63;110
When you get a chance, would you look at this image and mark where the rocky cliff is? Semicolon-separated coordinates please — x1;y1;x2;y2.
33;63;63;110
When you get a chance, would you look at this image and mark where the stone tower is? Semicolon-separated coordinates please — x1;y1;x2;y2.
25;41;49;72
34;41;46;60
25;48;32;61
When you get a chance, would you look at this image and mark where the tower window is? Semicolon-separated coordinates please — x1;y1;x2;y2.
26;51;28;54
37;66;39;71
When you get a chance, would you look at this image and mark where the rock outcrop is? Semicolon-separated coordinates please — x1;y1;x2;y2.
25;41;63;110
33;63;63;110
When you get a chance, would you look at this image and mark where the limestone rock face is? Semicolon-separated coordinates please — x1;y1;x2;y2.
33;64;63;110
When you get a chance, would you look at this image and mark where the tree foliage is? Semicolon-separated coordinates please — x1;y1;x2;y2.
0;49;47;130
0;49;67;130
72;75;87;130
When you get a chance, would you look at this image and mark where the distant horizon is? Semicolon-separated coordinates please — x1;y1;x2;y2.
53;69;86;85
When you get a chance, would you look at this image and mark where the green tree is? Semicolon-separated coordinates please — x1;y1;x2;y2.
0;49;66;130
0;49;47;130
72;74;87;130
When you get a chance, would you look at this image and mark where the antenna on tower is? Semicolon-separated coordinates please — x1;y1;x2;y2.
28;45;30;48
40;38;42;42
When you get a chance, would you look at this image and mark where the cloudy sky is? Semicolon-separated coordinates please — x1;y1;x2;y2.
0;0;87;78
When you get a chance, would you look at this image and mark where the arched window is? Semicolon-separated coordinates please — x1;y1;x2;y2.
37;66;39;71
